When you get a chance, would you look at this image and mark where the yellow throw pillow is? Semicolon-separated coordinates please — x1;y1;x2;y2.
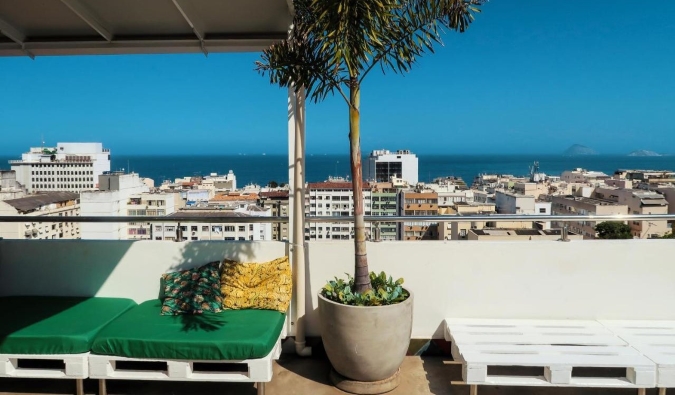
220;256;292;312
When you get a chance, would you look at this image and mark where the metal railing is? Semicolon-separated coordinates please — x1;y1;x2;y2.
1;213;673;223
1;213;673;242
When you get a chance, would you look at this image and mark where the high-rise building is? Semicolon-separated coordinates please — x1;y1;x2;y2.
259;191;290;241
80;172;150;239
10;142;111;193
371;183;400;241
365;149;418;186
306;180;372;241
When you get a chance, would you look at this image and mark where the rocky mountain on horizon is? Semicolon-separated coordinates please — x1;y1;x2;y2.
628;150;662;157
563;144;598;156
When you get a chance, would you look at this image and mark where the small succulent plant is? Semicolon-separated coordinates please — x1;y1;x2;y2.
321;271;409;306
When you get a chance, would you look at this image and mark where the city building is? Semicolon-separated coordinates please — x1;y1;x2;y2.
594;187;669;238
259;190;290;241
0;192;80;240
398;191;438;241
438;202;495;240
306;180;372;241
9;142;111;193
371;182;400;241
209;192;259;208
560;168;610;184
156;207;271;241
551;196;628;239
0;170;26;200
365;149;418;186
201;171;237;192
80;172;150;239
615;169;675;185
126;191;184;240
467;228;583;241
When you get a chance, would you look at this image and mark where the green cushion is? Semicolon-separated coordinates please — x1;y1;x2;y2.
0;296;137;355
91;300;285;360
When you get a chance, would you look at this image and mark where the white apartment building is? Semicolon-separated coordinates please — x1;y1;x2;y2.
10;142;111;193
306;181;372;241
365;149;418;186
0;192;80;240
80;172;150;239
495;191;535;214
156;206;271;241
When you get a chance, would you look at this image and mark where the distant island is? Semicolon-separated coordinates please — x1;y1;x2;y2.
563;144;598;156
628;150;662;157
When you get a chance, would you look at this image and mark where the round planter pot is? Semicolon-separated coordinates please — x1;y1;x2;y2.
318;291;413;389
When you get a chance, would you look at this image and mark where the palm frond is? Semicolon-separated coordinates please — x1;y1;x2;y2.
256;0;486;103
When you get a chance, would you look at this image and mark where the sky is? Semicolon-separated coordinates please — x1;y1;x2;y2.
1;1;674;156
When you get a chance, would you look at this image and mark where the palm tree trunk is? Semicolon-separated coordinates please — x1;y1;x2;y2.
349;80;371;293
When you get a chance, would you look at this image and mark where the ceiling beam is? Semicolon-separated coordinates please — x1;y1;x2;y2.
0;36;285;57
171;0;208;57
0;16;34;59
59;0;113;42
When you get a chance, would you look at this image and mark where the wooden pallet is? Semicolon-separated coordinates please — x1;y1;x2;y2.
601;320;675;389
0;353;88;379
444;318;656;388
89;338;281;382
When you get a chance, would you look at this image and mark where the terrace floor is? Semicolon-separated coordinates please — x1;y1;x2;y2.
0;354;659;395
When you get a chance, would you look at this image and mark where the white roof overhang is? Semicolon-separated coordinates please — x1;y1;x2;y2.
0;0;293;58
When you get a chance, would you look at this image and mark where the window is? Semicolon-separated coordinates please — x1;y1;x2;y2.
224;226;235;232
249;224;253;231
191;226;198;231
202;226;209;232
539;208;546;213
238;226;245;231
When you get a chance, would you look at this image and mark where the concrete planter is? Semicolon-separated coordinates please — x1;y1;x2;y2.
318;291;413;393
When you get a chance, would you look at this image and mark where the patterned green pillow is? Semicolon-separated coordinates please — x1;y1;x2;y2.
160;261;223;315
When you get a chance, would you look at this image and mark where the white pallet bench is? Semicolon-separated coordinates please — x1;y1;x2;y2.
601;320;675;394
0;353;88;395
444;318;656;394
89;338;282;395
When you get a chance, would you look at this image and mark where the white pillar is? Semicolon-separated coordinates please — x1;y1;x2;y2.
289;86;311;356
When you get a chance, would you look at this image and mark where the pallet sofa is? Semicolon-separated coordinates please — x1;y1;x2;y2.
0;239;289;395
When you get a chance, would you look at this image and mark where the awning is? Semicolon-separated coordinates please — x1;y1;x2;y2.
0;0;293;58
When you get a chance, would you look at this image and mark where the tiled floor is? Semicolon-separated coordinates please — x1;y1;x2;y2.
0;355;663;395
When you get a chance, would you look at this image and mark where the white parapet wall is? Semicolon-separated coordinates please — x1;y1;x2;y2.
304;240;675;338
0;240;287;303
1;239;675;339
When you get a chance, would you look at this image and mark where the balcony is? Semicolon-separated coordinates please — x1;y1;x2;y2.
1;213;674;395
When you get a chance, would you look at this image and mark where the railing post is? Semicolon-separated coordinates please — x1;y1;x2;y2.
561;223;570;242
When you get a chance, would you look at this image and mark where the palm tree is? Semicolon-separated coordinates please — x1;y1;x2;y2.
257;0;484;293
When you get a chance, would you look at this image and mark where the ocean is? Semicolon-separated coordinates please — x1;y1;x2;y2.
2;154;674;187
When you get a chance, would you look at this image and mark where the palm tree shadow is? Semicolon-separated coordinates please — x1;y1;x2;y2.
179;313;226;333
169;240;287;333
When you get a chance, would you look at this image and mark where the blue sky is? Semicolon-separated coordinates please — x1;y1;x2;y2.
1;1;674;156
